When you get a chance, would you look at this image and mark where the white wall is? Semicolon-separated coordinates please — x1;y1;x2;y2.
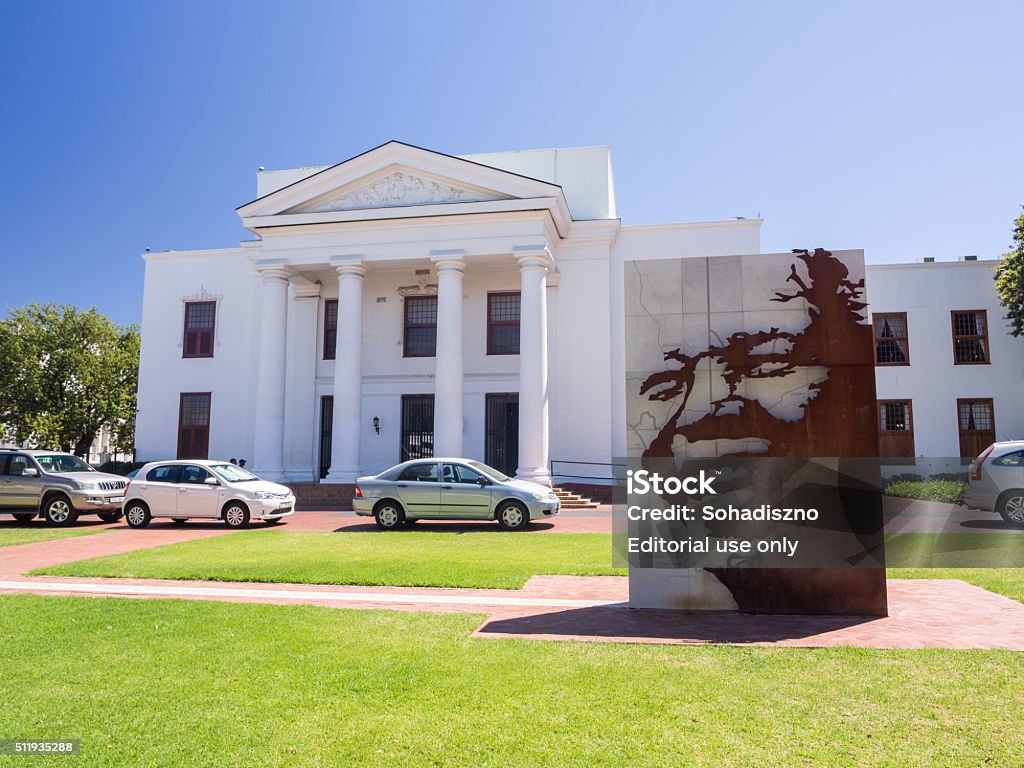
462;146;616;221
135;249;261;464
867;259;1024;459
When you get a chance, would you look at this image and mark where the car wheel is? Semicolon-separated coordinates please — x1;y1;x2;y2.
124;501;152;529
223;502;250;529
496;501;529;531
98;511;123;523
998;491;1024;525
13;513;35;523
373;500;405;530
44;495;78;527
171;518;188;525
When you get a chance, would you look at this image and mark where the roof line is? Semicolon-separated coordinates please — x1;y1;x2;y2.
235;139;565;212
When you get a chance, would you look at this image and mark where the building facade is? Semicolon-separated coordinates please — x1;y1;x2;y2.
867;258;1024;473
134;141;1022;484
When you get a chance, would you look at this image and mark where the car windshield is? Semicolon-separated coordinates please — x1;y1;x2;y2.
209;463;260;482
467;460;511;482
34;455;95;473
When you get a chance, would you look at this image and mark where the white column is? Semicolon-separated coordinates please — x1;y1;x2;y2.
514;246;551;485
251;265;291;479
432;253;465;457
325;260;365;484
546;272;560;479
609;248;627;460
283;277;320;481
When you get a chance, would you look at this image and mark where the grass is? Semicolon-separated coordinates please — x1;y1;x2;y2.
884;532;1024;568
33;530;626;589
1;594;1022;767
32;529;1024;604
0;522;104;548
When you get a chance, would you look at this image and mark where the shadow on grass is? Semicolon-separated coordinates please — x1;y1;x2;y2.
334;521;557;533
0;518;113;529
959;519;1022;531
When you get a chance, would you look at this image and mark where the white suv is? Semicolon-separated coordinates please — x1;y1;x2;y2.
123;460;295;529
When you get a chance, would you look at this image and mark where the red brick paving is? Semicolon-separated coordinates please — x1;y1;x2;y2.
2;510;1022;650
475;579;1024;650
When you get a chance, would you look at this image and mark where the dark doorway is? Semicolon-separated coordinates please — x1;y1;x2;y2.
319;396;333;479
401;395;434;460
177;392;210;459
485;393;518;476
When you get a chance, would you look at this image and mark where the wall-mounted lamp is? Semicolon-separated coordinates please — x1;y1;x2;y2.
372;416;381;435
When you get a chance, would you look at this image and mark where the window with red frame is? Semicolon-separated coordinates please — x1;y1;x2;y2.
177;392;211;459
183;301;215;358
487;292;521;355
404;296;437;357
873;312;909;365
951;310;990;364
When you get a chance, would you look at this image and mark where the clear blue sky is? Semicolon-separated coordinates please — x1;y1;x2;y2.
1;0;1020;326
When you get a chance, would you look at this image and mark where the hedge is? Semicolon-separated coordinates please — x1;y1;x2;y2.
884;478;968;505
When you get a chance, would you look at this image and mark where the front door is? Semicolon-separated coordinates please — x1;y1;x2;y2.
957;399;996;461
394;461;441;518
440;462;492;518
485;393;518;476
176;465;221;518
177;393;211;460
0;454;41;511
140;464;182;516
319;396;333;479
401;395;434;461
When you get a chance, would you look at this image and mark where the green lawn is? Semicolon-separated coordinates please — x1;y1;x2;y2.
889;567;1024;604
1;595;1022;768
0;523;105;548
884;532;1024;568
32;529;1024;604
34;530;626;589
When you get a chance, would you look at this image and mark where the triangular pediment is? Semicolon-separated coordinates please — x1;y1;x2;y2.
286;168;512;214
236;141;568;227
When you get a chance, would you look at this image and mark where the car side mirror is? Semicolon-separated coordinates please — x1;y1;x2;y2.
22;467;39;477
204;477;219;486
477;476;491;486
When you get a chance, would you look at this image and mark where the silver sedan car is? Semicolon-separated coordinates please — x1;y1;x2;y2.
354;458;560;530
965;441;1024;525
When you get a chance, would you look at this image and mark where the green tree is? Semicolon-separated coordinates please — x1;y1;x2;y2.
0;303;140;456
995;208;1024;337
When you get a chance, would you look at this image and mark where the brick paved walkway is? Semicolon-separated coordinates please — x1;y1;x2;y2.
2;510;1022;650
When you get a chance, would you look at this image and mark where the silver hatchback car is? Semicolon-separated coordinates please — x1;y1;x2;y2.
965;441;1024;525
354;458;560;530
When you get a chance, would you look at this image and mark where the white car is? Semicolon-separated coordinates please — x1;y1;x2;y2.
965;441;1024;525
122;460;295;529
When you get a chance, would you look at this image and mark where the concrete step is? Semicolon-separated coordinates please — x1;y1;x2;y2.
552;486;599;509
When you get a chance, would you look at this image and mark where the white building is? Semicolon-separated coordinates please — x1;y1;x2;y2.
135;141;1023;488
868;257;1024;472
